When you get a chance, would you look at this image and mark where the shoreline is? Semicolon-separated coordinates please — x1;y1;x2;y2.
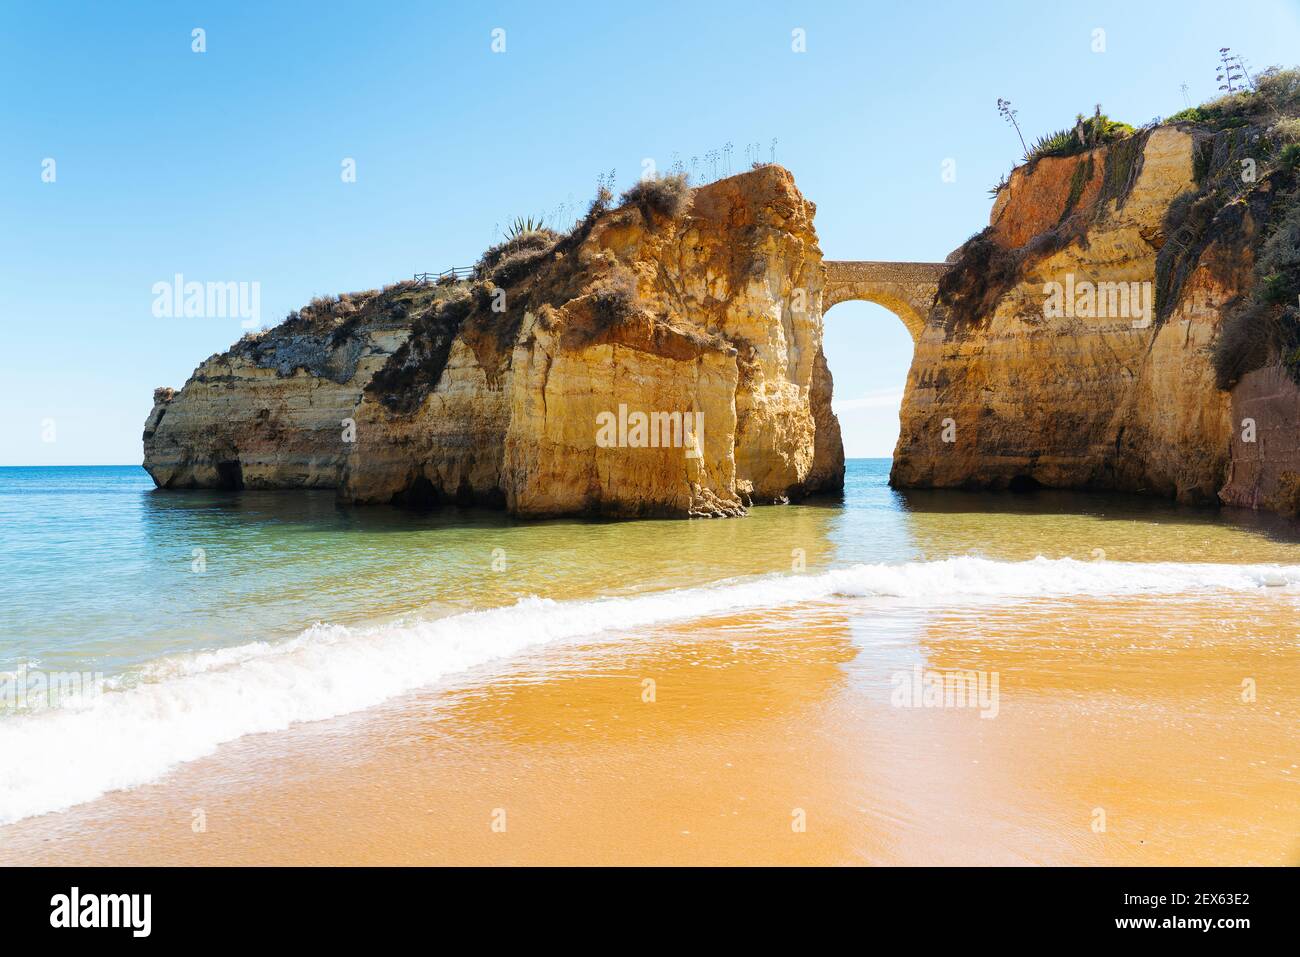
4;596;1295;867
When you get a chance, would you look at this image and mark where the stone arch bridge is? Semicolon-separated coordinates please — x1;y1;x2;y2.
823;260;950;340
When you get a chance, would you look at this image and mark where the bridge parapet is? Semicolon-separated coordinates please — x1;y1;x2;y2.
822;260;949;340
825;260;950;284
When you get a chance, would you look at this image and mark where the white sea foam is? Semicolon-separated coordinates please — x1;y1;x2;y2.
1;556;1297;825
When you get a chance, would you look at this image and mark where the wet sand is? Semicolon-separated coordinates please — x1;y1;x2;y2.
3;593;1296;866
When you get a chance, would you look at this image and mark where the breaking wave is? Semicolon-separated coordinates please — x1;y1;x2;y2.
1;556;1296;825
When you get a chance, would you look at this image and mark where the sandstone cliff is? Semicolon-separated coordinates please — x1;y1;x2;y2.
144;166;845;517
893;82;1300;518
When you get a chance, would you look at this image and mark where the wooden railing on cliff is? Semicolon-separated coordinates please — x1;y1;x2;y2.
413;267;474;286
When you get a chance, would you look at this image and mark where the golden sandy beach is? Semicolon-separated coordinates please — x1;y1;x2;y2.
4;590;1295;866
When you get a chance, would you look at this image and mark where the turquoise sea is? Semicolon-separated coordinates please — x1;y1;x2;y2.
3;459;1300;825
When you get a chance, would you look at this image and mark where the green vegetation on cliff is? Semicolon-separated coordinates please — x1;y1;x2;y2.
1025;107;1136;164
1169;66;1300;128
1150;68;1300;388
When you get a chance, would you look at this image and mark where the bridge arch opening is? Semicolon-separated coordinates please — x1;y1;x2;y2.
821;299;915;460
821;257;946;460
823;283;929;342
819;260;945;460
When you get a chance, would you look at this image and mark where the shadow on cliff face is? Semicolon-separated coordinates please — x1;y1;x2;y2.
388;475;508;512
390;476;440;510
142;485;516;532
215;460;244;491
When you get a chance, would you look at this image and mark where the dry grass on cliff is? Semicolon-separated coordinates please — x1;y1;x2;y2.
1275;117;1300;146
935;228;1024;328
475;229;560;285
472;186;623;291
620;174;693;224
565;188;613;240
588;267;640;326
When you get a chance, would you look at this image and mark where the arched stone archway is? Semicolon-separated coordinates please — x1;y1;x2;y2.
822;261;948;340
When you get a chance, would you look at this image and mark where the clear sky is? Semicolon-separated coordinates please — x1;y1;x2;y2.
3;0;1298;465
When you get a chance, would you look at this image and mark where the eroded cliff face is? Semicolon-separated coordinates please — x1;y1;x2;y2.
893;121;1298;515
142;299;418;490
1223;366;1300;516
144;165;844;517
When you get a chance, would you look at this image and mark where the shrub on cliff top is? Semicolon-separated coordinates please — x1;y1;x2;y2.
504;215;546;240
1272;119;1300;157
490;244;554;286
1171;67;1300;128
1167;106;1211;124
306;293;344;316
1256;67;1300;112
475;228;559;283
474;187;619;290
620;173;693;224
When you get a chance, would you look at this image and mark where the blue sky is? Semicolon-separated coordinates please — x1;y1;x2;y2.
3;0;1299;465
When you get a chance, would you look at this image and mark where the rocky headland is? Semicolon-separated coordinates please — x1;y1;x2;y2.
893;71;1300;518
144;166;844;517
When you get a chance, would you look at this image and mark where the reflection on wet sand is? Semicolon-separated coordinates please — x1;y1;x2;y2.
892;485;1300;562
905;596;1300;865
